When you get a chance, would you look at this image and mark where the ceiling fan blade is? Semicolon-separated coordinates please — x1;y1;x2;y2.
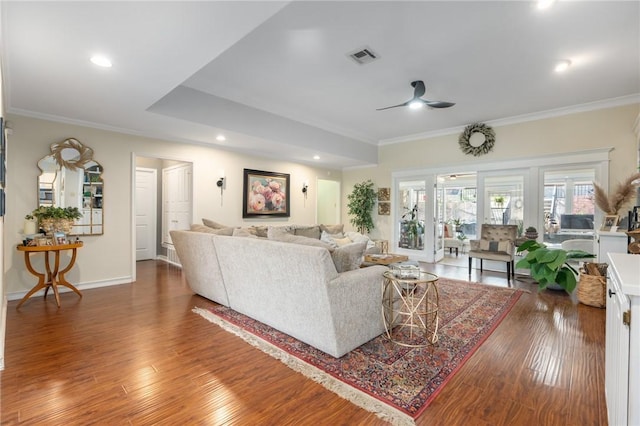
411;80;426;99
376;101;410;111
423;100;455;108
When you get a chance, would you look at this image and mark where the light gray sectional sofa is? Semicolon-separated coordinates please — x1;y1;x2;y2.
170;229;388;358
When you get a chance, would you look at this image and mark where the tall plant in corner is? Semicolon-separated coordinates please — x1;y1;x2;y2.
347;180;376;234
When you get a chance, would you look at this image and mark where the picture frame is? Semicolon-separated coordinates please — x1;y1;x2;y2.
378;202;390;215
601;214;619;231
378;187;390;202
243;169;290;218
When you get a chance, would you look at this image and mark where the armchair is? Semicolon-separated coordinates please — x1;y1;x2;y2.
468;224;518;281
444;223;462;256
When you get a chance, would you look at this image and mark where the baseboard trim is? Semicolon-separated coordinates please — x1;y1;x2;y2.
6;276;134;302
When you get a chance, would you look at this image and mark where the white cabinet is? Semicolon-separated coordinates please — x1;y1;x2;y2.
606;253;640;426
598;231;628;262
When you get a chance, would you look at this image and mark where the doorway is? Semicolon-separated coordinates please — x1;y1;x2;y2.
316;179;340;225
135;167;157;261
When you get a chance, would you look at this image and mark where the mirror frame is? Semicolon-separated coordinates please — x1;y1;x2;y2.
37;138;104;236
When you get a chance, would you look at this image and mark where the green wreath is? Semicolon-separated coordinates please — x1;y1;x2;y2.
458;123;495;157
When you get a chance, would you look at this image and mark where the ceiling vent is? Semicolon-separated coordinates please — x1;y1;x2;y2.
347;47;379;65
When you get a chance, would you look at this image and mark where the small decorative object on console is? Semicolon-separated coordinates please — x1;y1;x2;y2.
390;261;421;279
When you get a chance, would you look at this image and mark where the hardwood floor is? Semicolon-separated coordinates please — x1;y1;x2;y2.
1;259;607;425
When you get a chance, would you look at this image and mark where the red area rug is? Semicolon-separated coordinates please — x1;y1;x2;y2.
194;278;524;425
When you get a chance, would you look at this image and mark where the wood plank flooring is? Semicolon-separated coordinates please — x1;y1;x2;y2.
1;259;607;425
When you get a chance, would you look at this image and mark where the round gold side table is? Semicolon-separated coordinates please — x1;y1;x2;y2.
382;270;439;347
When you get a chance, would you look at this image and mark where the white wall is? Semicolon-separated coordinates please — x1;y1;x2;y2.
342;104;640;241
4;114;341;298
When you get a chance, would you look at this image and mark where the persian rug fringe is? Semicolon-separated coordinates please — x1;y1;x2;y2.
193;306;415;426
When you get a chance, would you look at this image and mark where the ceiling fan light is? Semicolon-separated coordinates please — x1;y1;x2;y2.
408;100;424;110
537;0;555;10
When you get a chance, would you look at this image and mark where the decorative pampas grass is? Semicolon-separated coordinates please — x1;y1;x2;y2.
593;172;640;215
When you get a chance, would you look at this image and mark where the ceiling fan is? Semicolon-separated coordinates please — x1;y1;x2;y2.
377;80;455;111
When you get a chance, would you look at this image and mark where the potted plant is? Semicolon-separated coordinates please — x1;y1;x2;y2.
347;180;376;234
493;195;505;207
30;206;83;235
525;226;538;240
516;240;593;293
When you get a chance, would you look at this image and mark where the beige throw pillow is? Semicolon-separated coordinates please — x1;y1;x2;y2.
267;226;334;250
331;242;367;272
191;224;234;236
479;239;510;253
294;225;321;240
233;228;258;238
202;218;227;229
320;224;344;235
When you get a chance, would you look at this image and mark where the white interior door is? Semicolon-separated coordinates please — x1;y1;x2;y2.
433;176;444;262
316;179;340;224
162;163;193;246
135;167;157;261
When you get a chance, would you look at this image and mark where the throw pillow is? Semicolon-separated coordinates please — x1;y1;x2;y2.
331;241;367;273
479;239;510;252
334;236;353;247
249;225;269;238
294;225;321;240
267;226;334;251
320;230;345;248
320;224;344;235
190;224;234;236
202;218;227;229
232;228;258;238
344;231;376;251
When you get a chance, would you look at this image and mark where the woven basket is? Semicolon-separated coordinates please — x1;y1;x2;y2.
577;271;606;308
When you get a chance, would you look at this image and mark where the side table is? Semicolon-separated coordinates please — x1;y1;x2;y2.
16;242;83;308
382;270;439;346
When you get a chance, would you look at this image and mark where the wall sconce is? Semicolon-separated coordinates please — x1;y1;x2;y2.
302;181;309;199
217;170;225;205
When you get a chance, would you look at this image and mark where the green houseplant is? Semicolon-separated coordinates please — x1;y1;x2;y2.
30;206;83;235
347;180;376;234
516;240;593;293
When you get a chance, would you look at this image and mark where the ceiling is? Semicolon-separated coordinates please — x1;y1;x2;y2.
3;1;639;169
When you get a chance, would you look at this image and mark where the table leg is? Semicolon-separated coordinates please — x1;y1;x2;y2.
16;252;47;309
57;248;82;298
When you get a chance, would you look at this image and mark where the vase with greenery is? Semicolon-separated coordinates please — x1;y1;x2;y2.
30;206;83;235
347;180;376;234
516;240;593;293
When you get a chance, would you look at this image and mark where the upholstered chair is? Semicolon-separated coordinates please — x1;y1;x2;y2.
443;223;463;256
468;224;518;281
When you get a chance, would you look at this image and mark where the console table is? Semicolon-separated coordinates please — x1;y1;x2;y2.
16;242;83;308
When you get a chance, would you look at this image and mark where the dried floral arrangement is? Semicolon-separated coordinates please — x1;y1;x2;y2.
593;172;640;215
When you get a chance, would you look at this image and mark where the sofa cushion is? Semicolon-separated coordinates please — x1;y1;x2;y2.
294;225;321;239
191;224;234;236
331;241;367;272
202;218;228;229
320;224;344;235
250;225;269;238
268;226;334;250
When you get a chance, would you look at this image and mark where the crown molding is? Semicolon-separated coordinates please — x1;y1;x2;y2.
379;94;640;146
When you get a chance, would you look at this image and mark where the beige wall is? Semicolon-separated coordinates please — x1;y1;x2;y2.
5;114;341;297
342;104;640;241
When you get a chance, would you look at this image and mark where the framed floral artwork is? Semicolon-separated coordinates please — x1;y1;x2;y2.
243;169;290;218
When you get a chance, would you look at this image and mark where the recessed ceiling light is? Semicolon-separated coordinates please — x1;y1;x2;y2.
313;155;320;160
90;55;112;68
554;59;572;73
216;134;226;142
537;0;555;10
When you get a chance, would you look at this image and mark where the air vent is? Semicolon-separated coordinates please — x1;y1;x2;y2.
347;47;379;65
